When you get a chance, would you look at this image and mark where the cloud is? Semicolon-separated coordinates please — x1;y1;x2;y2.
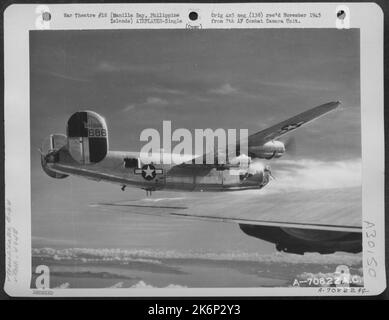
145;97;168;106
52;281;185;290
151;87;185;95
250;158;361;193
257;79;339;92
32;247;361;266
208;83;272;102
130;280;187;288
123;96;168;112
269;252;361;266
33;247;163;265
210;83;238;95
123;104;136;112
130;280;154;288
165;283;188;288
49;270;139;280
109;282;124;288
97;61;121;72
54;282;70;289
33;69;90;82
96;61;168;74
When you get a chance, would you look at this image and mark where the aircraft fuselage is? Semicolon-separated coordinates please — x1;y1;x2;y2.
44;149;271;192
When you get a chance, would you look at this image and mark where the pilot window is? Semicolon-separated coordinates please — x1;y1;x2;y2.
123;157;138;168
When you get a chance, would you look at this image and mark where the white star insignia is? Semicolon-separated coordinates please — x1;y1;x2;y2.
143;165;155;178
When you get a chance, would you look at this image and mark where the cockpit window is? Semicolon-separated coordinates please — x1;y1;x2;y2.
123;157;138;168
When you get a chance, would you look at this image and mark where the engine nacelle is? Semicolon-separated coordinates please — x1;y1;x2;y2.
67;111;108;164
249;140;285;159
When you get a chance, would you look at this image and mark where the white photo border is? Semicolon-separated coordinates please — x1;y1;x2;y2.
3;2;385;297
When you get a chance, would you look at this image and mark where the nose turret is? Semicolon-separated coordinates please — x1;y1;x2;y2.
238;164;273;189
260;165;273;188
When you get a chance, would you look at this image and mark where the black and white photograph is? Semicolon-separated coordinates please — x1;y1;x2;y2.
3;3;385;297
30;27;363;289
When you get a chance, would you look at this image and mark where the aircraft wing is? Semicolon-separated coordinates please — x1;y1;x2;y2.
185;101;340;164
247;101;341;146
92;186;361;233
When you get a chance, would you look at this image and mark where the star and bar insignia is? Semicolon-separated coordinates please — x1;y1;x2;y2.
134;164;163;181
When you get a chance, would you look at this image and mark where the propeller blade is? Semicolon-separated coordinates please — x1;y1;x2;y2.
284;136;297;155
264;165;275;180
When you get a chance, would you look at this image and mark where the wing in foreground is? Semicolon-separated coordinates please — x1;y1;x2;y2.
93;186;361;254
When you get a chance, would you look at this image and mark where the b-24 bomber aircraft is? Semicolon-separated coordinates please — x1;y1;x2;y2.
40;101;362;255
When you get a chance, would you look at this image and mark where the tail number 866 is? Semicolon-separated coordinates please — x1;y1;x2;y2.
88;128;107;137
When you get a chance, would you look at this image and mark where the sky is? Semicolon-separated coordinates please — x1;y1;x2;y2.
30;29;361;259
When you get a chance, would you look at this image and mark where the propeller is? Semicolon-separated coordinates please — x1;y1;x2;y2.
284;136;297;156
264;164;275;180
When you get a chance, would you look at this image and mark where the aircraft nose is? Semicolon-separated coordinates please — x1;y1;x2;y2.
239;165;273;189
258;165;272;188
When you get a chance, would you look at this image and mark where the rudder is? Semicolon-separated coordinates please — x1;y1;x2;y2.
67;111;108;164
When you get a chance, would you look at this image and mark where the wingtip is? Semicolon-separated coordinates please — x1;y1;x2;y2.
323;101;342;108
335;100;343;111
328;100;342;110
